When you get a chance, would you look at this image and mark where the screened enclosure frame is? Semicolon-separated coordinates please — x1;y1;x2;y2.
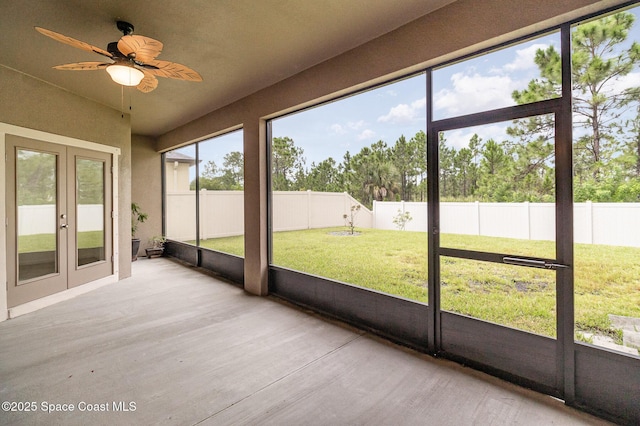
156;3;640;424
264;5;639;424
161;129;246;285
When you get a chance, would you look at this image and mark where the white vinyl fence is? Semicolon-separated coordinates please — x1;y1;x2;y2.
165;190;373;241
16;191;623;247
165;190;246;242
272;191;373;232
374;200;640;247
18;204;104;235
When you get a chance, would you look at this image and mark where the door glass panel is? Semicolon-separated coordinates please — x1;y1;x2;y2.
76;158;105;266
17;149;58;281
441;257;557;337
438;115;556;259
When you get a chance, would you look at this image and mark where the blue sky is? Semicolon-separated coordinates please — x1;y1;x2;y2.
271;31;564;163
180;6;640;171
197;130;243;172
273;74;427;166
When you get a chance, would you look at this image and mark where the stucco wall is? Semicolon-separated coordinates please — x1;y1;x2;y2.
0;65;132;281
131;134;162;256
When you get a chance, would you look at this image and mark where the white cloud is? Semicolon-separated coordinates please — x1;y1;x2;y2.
377;97;426;124
503;43;549;72
330;123;346;134
357;129;376;140
412;98;427;109
604;71;640;94
348;120;366;130
444;124;509;150
434;72;516;117
330;120;366;135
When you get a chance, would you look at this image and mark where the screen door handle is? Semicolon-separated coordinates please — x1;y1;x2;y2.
503;257;569;270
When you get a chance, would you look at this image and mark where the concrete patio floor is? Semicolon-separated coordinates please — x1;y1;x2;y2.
0;257;610;425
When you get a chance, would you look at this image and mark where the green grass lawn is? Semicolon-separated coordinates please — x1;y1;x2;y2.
199;227;640;340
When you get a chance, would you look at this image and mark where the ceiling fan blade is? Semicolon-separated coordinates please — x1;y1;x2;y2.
143;60;202;82
52;62;110;70
137;73;158;93
118;35;163;62
35;27;112;59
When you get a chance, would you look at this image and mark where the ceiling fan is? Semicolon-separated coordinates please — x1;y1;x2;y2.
35;21;202;93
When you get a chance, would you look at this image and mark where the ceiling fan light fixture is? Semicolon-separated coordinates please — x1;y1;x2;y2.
36;24;201;93
106;63;144;86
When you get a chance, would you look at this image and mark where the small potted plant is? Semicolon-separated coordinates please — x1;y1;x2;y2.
145;236;166;258
131;202;148;261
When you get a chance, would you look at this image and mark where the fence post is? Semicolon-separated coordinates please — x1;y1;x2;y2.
475;201;481;236
524;201;531;240
372;199;377;229
200;189;206;240
307;190;312;229
586;200;594;244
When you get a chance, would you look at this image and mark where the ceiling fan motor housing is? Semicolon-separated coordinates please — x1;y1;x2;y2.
107;42;126;58
116;21;134;36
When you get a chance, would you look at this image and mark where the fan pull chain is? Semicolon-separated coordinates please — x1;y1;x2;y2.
120;86;133;119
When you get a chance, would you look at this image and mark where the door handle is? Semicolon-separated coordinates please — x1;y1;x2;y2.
60;224;68;229
503;257;569;270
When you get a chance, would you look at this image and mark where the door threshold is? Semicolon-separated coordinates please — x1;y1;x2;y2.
7;275;117;319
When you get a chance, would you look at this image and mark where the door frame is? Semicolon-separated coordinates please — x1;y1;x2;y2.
425;24;574;399
427;100;571;396
1;123;120;320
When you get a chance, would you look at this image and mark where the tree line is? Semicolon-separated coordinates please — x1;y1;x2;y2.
197;11;640;207
17;152;105;205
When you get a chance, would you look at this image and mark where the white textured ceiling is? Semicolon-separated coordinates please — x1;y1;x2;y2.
0;0;455;137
